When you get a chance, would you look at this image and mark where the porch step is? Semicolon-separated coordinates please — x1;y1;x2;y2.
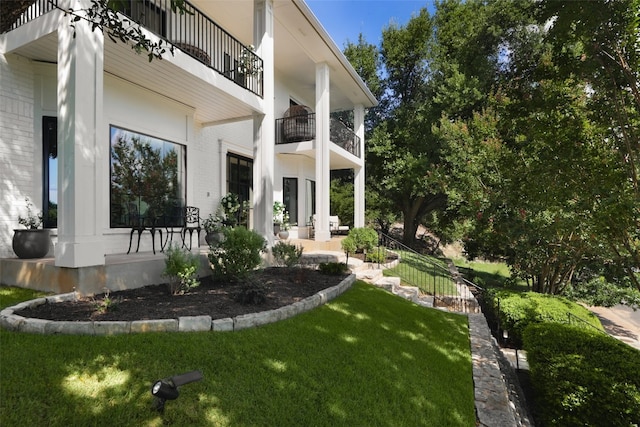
363;274;435;308
355;268;384;283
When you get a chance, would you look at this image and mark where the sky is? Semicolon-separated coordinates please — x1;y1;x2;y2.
306;0;435;49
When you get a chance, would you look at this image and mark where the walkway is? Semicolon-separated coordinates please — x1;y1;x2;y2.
588;304;640;350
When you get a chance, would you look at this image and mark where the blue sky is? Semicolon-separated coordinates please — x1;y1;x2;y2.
306;0;434;48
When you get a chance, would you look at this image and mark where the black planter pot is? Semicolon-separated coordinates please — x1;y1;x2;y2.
12;229;51;259
205;231;224;246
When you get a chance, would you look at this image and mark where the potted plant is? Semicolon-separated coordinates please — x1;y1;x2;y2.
202;211;224;246
273;201;290;239
237;45;263;80
220;193;240;227
13;198;51;259
278;211;291;240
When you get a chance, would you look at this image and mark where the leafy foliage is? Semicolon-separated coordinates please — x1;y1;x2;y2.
208;226;266;281
318;262;349;276
162;245;201;295
486;289;603;347
17;198;43;229
233;276;267;305
365;247;387;264
524;323;640;426
329;176;354;228
271;241;303;268
341;227;378;254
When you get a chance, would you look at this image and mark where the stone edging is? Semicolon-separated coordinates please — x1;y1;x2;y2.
0;274;356;335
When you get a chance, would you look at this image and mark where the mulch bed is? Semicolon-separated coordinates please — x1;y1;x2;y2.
16;267;349;322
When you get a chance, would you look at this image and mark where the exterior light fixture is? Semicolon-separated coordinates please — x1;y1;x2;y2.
151;370;203;413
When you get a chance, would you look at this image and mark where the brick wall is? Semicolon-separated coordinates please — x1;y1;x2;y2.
0;54;36;258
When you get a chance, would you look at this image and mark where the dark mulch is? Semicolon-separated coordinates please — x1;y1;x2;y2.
16;268;349;322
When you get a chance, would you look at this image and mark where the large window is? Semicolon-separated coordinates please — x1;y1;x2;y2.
283;177;298;226
227;153;253;226
110;126;186;228
42;116;57;228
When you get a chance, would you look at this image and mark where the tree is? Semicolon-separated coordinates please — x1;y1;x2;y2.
435;0;640;296
345;1;522;245
537;0;640;291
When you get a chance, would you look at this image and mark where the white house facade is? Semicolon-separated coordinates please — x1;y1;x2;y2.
0;0;377;269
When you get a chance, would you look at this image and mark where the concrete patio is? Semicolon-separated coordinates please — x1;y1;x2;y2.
0;236;347;296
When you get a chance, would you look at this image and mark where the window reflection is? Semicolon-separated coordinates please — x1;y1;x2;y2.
110;126;186;228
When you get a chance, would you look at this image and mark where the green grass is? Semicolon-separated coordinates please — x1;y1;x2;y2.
384;250;458;295
0;282;475;426
454;259;528;290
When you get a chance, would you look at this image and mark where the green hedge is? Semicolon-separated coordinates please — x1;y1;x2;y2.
487;289;603;347
523;323;640;426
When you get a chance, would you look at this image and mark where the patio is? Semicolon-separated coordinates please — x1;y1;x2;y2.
0;236;347;296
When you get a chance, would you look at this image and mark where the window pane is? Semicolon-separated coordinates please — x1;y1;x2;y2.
227;153;253;227
42;116;57;228
110;126;186;228
283;177;298;225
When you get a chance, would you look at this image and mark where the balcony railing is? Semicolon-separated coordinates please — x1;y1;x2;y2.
3;0;58;32
275;113;361;158
330;117;361;158
4;0;263;97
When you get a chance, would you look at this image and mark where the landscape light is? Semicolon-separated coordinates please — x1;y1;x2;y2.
151;370;203;413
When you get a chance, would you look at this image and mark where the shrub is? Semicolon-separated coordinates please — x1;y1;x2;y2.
234;276;267;305
344;227;378;253
365;246;387;263
208;226;266;281
524;323;640;426
318;262;349;275
486;289;603;347
272;241;303;267
340;236;357;255
162;245;201;295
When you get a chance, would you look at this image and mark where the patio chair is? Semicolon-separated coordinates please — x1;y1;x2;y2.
329;215;350;235
181;206;202;250
127;203;162;255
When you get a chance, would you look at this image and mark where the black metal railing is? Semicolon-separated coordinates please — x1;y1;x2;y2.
122;0;263;96
276;113;316;143
4;0;58;32
5;0;263;97
376;232;480;313
331;117;361;157
275;114;361;158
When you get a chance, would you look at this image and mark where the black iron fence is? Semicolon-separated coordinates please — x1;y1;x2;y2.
376;232;481;313
4;0;58;32
6;0;263;97
275;113;361;158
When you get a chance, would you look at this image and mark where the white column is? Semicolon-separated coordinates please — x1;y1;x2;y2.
55;0;105;267
253;0;275;245
314;62;331;241
354;104;365;228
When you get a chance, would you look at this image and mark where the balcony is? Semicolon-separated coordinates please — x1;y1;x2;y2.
275;114;361;158
4;0;263;97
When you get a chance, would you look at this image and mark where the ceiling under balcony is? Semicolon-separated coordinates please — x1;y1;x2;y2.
3;0;375;124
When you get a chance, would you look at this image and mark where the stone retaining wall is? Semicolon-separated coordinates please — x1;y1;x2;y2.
0;274;355;335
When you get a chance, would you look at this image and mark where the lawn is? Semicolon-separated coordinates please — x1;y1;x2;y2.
0;281;475;426
454;259;528;290
384;250;458;295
